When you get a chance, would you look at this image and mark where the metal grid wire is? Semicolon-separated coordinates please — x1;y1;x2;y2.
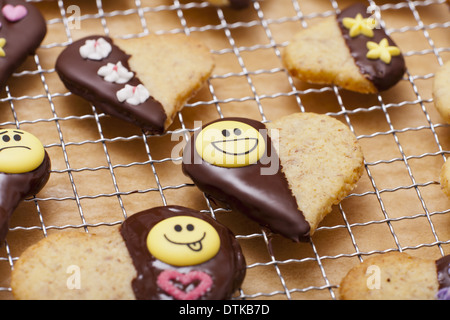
0;0;449;300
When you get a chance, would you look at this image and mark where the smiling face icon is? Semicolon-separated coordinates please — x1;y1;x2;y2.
195;120;266;168
146;216;221;267
0;129;45;174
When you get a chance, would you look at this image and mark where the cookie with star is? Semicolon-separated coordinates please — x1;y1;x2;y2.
283;3;406;94
11;206;246;300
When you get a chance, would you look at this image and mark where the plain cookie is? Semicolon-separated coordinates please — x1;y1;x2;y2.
283;3;406;94
339;252;450;300
56;34;214;134
11;206;246;300
182;113;365;242
11;230;137;300
432;61;450;124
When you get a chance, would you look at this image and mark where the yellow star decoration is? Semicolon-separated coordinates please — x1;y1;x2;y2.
366;38;401;64
342;13;377;38
0;38;5;57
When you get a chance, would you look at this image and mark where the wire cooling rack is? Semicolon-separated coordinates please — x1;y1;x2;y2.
0;0;449;300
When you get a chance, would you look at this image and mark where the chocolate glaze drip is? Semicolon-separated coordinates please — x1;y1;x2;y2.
0;0;47;92
0;151;50;243
337;4;406;92
436;255;450;290
229;0;251;9
55;36;167;134
182;118;310;242
119;205;246;300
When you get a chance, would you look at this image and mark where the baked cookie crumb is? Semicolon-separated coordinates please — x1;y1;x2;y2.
440;159;450;198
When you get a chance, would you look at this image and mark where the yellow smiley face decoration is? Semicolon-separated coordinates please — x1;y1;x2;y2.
195;120;266;168
0;129;45;174
147;216;221;267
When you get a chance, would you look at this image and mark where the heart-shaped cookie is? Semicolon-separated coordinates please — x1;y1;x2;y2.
0;0;47;92
11;206;246;300
56;34;214;134
283;3;406;94
182;113;365;242
56;34;214;133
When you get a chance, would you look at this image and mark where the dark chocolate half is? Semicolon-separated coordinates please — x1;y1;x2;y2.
337;3;406;92
55;36;167;134
0;0;47;92
229;0;251;9
182;117;310;242
0;151;50;243
436;255;450;299
119;205;246;300
437;255;450;290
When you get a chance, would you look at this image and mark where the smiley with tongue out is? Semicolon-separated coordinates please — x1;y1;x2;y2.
120;206;246;300
146;215;221;267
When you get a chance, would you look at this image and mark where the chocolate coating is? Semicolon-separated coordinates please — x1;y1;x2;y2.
0;151;50;243
0;0;47;92
55;36;167;134
436;255;450;290
182;118;310;242
229;0;251;9
119;205;246;300
337;4;406;92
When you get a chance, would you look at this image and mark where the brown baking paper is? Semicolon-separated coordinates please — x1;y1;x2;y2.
0;0;449;300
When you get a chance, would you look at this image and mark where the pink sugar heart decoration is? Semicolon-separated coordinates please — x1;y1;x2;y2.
2;4;28;22
157;270;213;300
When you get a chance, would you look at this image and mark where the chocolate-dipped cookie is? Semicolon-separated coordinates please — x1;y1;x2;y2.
0;129;51;244
11;206;246;300
283;3;406;94
339;252;450;300
56;34;214;134
0;0;47;92
121;205;246;300
182;113;365;242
